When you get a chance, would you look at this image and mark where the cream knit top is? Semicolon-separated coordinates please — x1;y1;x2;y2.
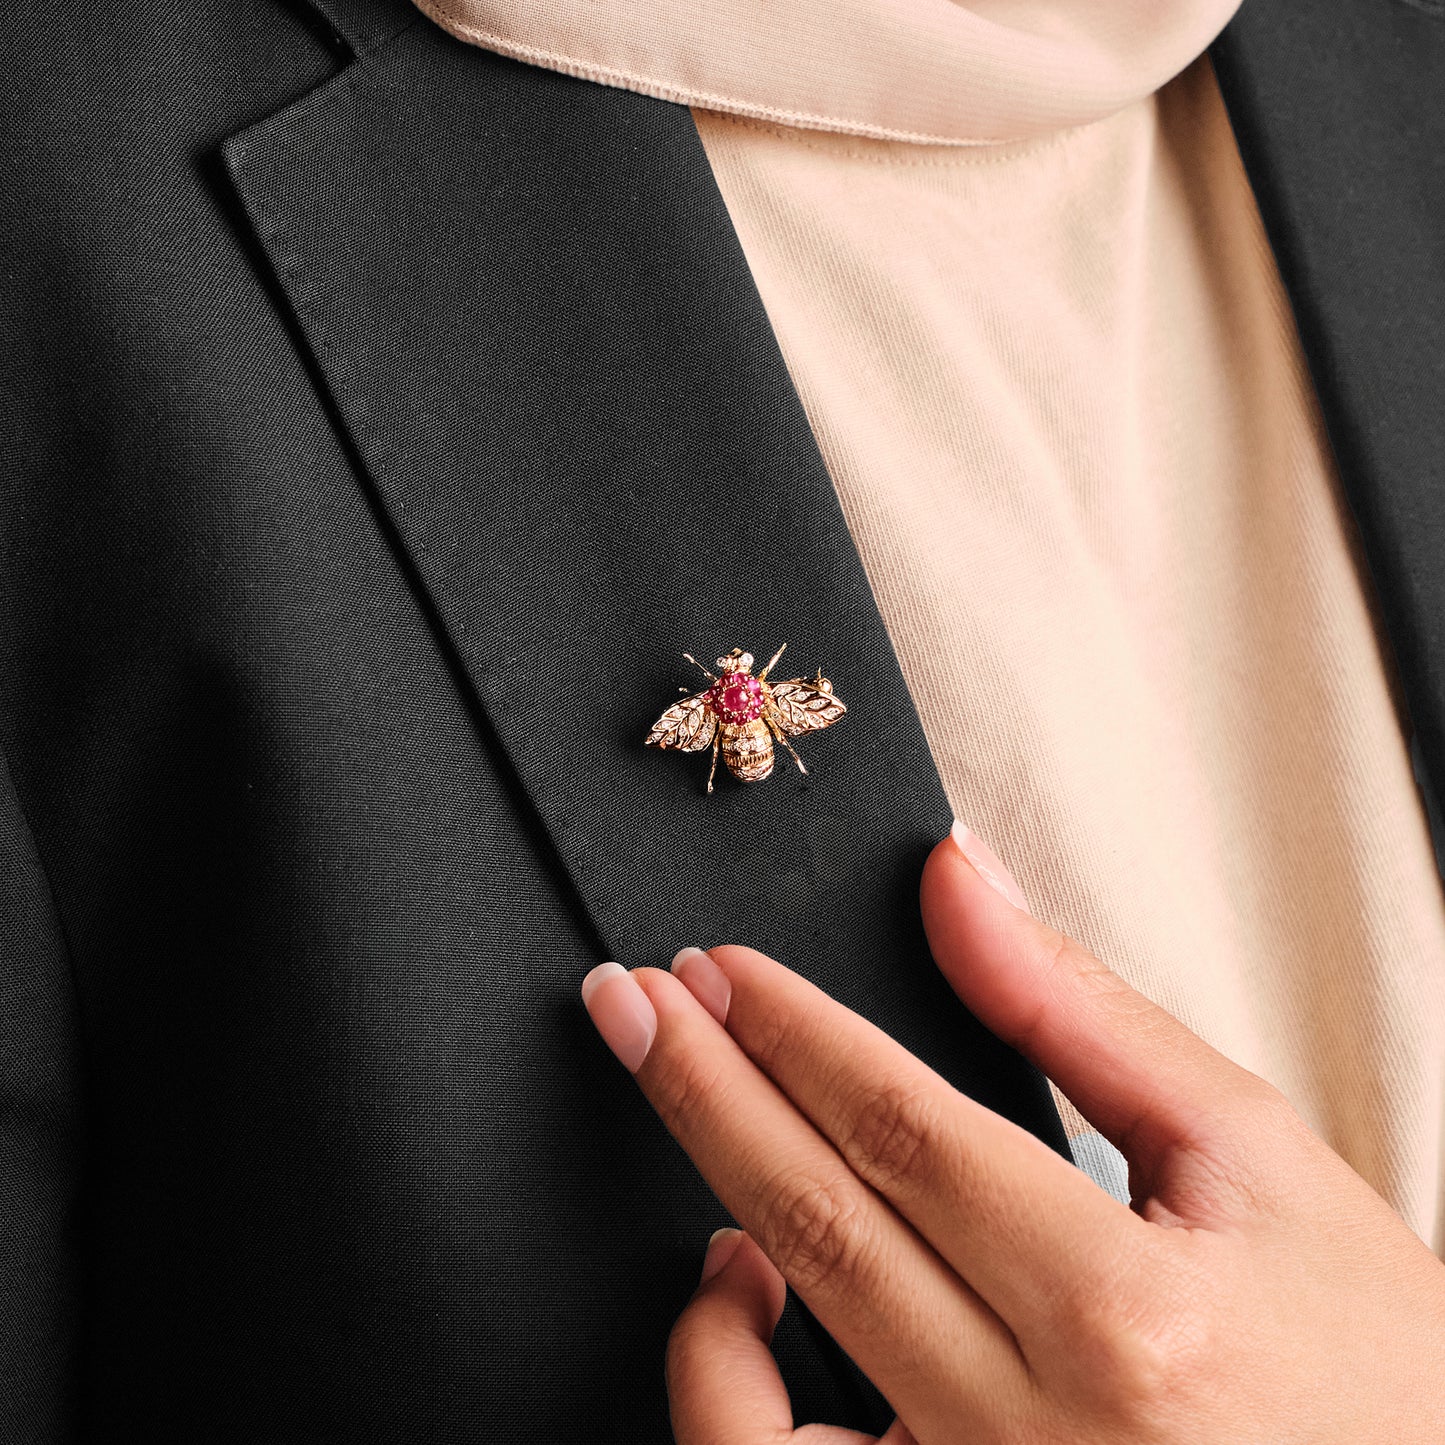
415;0;1445;1248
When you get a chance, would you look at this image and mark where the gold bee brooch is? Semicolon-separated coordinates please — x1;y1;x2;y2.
645;644;846;793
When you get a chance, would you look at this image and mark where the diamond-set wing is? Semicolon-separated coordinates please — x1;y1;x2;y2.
767;677;847;736
645;689;718;751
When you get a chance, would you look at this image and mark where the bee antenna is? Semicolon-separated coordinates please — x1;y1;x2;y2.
760;642;788;680
682;652;716;681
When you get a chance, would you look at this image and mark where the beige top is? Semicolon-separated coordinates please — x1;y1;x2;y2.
416;0;1445;1247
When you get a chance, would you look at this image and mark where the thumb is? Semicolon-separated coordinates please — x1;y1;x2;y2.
665;1231;880;1445
665;1229;793;1445
920;822;1292;1187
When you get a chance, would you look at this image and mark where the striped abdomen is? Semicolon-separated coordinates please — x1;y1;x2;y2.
721;718;774;782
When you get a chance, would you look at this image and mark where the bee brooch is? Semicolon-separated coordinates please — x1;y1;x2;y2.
645;644;846;793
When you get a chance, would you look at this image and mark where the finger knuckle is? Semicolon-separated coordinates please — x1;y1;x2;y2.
743;996;796;1072
1063;943;1146;1018
1084;1314;1188;1418
1016;928;1119;1047
758;1168;875;1297
839;1077;940;1196
663;1046;735;1135
1033;924;1088;985
1064;1257;1216;1424
1228;1071;1302;1132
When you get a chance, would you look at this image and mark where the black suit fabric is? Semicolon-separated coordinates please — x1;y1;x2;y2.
1;1;1071;1439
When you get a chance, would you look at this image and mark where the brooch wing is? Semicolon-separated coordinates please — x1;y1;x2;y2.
645;689;718;751
768;676;847;736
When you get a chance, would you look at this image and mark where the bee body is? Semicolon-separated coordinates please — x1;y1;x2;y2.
720;717;775;783
645;645;846;794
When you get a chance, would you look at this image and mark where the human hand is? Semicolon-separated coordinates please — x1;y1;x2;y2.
580;824;1445;1443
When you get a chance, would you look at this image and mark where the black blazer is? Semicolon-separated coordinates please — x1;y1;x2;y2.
2;0;1442;1438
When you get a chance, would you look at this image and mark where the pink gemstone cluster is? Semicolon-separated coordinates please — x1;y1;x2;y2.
708;672;765;725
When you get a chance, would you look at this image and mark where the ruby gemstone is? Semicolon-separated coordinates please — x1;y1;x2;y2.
709;673;765;724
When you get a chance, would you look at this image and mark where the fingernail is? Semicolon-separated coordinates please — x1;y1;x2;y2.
580;962;657;1072
950;819;1030;913
669;946;732;1025
699;1226;743;1284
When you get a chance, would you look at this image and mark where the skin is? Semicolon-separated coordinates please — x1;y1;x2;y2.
580;827;1445;1444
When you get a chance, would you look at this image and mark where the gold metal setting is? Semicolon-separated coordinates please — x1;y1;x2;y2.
645;644;847;793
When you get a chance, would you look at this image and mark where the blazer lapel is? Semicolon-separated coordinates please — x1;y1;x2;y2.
1209;0;1445;873
221;10;1069;1147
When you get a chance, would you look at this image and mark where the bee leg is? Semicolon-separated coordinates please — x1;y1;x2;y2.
764;713;808;776
759;642;787;681
705;733;721;794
